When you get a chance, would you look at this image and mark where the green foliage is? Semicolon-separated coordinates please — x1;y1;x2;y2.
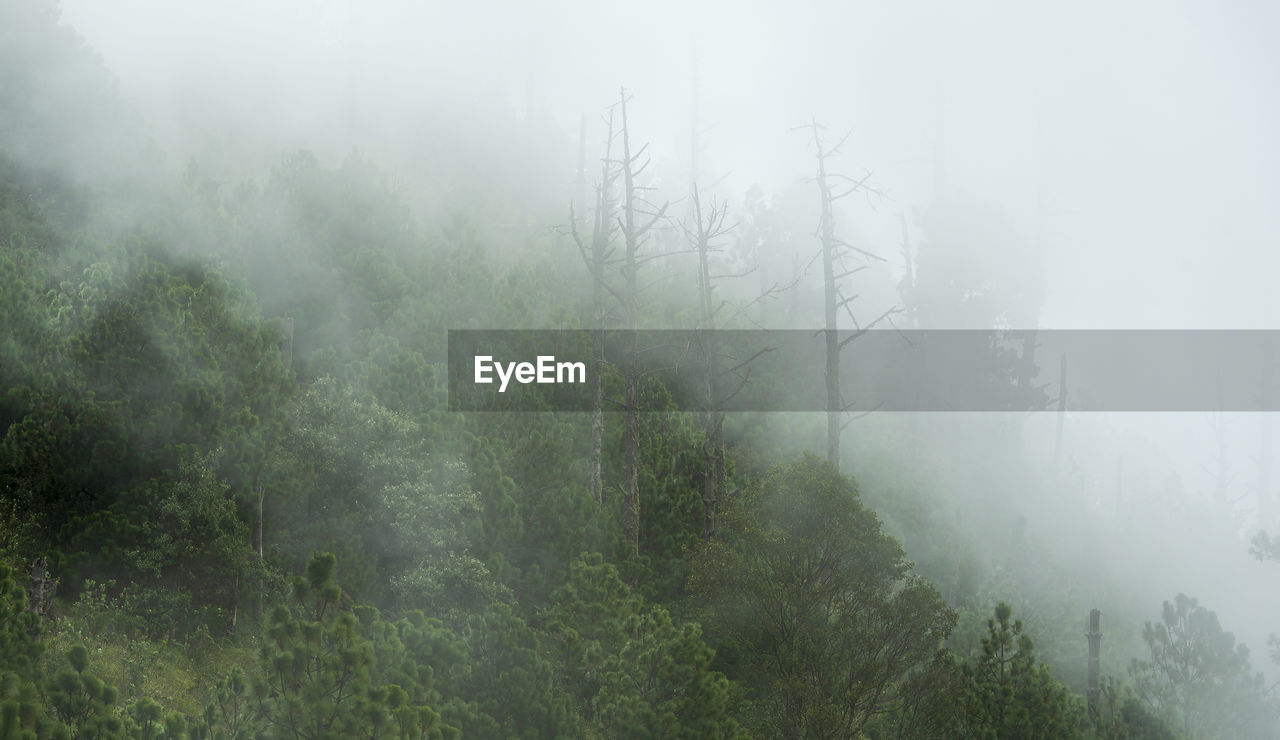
44;645;125;738
266;378;498;617
5;13;1265;738
547;553;741;737
206;552;580;739
452;603;578;738
0;235;290;637
0;564;41;686
689;455;956;738
250;553;396;738
632;386;709;602
1129;593;1275;739
1091;677;1177;740
947;603;1088;739
0;564;42;739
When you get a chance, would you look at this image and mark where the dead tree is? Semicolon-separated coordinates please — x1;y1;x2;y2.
569;92;668;559
685;183;784;537
688;184;733;538
1260;341;1275;529
1086;609;1102;718
571;109;619;506
694;187;728;538
28;556;53;621
804;118;898;472
617;91;669;559
249;315;293;623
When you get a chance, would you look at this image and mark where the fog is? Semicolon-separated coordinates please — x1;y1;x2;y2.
60;0;1280;328
10;0;1280;732
64;0;1280;652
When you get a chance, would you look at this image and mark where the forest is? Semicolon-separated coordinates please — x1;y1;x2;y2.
2;1;1279;737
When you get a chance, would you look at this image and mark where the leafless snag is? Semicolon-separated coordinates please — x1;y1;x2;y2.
614;89;670;560
802;117;901;472
566;107;621;505
682;180;783;537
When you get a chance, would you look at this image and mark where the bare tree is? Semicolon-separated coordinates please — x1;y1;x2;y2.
684;184;790;538
569;91;668;559
616;91;669;559
689;185;731;538
570;109;619;505
803;118;898;472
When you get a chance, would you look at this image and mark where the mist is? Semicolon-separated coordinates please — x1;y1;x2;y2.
3;0;1279;736
57;0;1280;324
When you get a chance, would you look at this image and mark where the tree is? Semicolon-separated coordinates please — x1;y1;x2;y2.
570;91;670;561
900;193;1043;331
0;563;42;739
684;183;774;539
950;602;1087;739
44;645;125;739
254;552;382;739
569;107;618;508
689;455;954;737
803;120;898;472
0;243;292;636
546;553;741;737
1129;593;1275;738
1090;677;1177;740
616;91;670;560
266;378;496;617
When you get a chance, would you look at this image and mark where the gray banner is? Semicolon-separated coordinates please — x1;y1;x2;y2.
447;330;1280;412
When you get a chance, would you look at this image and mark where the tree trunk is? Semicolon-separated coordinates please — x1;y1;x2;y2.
254;472;264;619
1260;342;1273;527
589;329;604;504
621;92;641;560
27;556;48;620
577;110;613;507
694;185;721;538
579;112;606;506
813;121;842;472
624;349;640;559
1086;608;1102;718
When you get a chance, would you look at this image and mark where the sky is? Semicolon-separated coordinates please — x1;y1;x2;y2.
58;0;1280;329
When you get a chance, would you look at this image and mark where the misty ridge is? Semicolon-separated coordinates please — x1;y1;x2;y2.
0;0;1278;738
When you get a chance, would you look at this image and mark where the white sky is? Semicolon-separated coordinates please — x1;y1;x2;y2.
59;0;1280;329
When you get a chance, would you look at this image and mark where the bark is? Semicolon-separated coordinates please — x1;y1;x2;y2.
254;471;264;619
620;92;641;560
28;556;49;619
615;91;667;559
574;111;614;506
812;121;842;472
694;187;721;537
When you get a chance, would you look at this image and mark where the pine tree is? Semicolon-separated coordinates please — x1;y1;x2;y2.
953;602;1087;739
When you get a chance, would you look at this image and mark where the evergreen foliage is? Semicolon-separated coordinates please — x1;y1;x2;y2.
0;3;1275;735
1129;593;1275;739
689;455;956;737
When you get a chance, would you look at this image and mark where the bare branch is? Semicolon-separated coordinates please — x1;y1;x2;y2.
635;247;696;266
840;401;885;429
839;306;905;348
833;238;887;262
834;265;870;281
719;367;755;407
635;201;671;237
718;346;775;380
827;127;857;158
711;265;757;281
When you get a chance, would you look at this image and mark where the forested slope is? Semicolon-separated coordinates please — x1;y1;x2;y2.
1;2;1272;738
